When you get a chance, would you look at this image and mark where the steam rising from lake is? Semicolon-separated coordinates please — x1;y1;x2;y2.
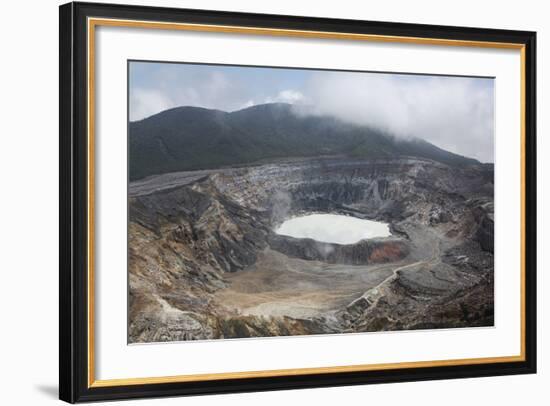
275;214;391;245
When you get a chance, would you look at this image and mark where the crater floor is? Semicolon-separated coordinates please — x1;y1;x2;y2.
216;248;397;319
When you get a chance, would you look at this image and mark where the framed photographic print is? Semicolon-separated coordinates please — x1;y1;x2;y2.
59;1;537;403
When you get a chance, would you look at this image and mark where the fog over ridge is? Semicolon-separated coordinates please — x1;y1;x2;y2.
130;62;494;163
295;72;494;162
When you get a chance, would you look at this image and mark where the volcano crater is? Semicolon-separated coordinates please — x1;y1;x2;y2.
128;157;494;342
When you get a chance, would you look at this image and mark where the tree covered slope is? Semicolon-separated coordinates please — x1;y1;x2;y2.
129;103;479;180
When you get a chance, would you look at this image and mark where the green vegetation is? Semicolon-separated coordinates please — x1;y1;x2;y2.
129;103;478;180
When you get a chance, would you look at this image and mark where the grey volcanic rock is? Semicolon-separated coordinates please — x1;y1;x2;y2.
128;157;494;343
473;200;495;253
477;215;494;253
130;180;270;274
268;234;409;265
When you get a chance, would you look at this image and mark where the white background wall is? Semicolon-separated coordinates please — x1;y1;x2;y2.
0;0;546;404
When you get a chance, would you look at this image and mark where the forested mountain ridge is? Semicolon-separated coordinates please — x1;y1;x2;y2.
129;102;479;180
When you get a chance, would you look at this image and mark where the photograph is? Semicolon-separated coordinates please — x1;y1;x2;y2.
127;61;495;343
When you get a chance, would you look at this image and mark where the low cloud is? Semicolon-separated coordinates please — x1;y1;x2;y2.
265;89;305;104
300;72;494;162
130;88;174;122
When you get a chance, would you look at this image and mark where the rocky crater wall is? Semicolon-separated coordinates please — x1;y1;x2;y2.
268;234;409;265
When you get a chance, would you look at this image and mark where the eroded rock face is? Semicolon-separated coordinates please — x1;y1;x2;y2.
128;157;494;343
473;200;495;253
268;234;409;265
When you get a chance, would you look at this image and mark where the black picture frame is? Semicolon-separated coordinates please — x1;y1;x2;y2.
59;1;537;403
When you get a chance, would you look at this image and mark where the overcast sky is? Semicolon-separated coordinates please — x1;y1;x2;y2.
129;61;495;163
